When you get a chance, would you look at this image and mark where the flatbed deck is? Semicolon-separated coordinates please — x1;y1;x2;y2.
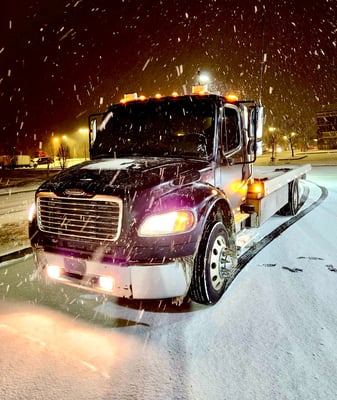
252;164;311;195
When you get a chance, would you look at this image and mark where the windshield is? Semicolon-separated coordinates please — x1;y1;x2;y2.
91;97;216;159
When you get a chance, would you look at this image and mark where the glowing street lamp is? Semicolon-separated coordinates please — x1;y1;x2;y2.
52;137;59;159
196;69;211;87
199;72;210;84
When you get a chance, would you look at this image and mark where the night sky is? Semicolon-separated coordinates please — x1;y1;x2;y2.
1;0;336;155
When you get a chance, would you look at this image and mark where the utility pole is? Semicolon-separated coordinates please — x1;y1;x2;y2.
259;6;267;106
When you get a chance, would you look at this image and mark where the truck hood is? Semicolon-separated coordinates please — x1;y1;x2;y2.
37;157;211;196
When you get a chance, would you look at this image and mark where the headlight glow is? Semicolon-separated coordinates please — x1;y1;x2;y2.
46;264;62;279
99;276;114;291
139;210;196;236
28;202;36;222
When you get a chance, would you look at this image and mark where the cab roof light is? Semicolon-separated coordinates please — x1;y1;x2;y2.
172;91;179;97
225;93;239;103
155;93;162;99
121;92;138;103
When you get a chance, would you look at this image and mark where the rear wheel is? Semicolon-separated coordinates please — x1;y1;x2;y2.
189;221;236;305
278;179;299;216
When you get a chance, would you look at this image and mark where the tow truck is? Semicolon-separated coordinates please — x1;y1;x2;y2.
29;86;311;305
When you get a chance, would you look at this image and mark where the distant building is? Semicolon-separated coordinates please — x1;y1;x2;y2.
316;107;337;150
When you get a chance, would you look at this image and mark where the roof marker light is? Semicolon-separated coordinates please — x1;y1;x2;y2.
225;93;239;103
121;93;138;103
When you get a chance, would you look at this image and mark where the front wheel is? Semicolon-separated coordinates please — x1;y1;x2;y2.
189;221;237;305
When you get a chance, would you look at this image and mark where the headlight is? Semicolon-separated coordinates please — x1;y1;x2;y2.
28;202;36;223
138;210;196;236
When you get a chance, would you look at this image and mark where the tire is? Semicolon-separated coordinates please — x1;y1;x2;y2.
189;221;236;305
278;179;300;216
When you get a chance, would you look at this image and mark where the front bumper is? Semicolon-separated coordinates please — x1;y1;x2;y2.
33;249;194;300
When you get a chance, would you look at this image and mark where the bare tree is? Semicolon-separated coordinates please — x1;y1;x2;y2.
57;142;70;169
264;127;282;163
283;132;297;157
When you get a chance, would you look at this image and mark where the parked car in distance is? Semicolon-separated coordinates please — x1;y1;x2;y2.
31;157;54;168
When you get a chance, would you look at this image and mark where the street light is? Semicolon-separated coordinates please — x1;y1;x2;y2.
52;137;59;159
196;69;211;86
199;72;210;84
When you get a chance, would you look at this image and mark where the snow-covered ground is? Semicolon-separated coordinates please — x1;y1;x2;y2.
0;166;337;400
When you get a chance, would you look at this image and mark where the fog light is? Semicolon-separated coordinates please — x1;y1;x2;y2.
99;276;114;291
46;264;62;279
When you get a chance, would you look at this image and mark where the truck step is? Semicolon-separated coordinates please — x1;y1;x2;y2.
235;228;258;254
234;212;250;233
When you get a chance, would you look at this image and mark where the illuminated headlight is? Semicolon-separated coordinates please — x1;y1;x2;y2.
46;264;62;279
99;276;114;291
138;210;196;236
28;202;36;222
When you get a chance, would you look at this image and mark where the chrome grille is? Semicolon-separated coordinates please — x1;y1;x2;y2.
37;194;122;241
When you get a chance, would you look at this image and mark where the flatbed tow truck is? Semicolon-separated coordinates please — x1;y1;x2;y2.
29;86;310;305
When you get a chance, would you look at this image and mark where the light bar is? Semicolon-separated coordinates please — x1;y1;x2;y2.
225;93;239;103
121;92;138;103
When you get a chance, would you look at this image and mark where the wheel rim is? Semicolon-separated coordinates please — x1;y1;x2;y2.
209;233;233;291
293;184;299;210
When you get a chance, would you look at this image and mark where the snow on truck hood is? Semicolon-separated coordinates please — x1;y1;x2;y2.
37;157;210;195
83;158;145;171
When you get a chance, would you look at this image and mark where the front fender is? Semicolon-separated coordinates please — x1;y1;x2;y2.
130;182;236;261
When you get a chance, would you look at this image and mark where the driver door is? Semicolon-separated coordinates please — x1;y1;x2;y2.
215;105;250;210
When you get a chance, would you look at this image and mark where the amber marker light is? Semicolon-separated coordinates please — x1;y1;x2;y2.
248;182;264;199
225;93;239;103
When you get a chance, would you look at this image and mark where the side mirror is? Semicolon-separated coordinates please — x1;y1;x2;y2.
247;138;263;156
222;155;235;166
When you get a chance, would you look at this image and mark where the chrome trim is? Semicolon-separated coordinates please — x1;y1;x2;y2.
37;192;123;241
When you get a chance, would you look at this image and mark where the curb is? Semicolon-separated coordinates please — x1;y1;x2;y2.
0;247;32;264
0;187;37;196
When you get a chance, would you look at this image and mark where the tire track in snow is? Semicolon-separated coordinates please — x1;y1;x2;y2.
237;181;328;270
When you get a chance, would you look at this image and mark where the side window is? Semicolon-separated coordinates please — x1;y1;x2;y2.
223;108;240;151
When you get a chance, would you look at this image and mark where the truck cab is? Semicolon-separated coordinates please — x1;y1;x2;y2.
29;88;307;306
89;90;262;210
